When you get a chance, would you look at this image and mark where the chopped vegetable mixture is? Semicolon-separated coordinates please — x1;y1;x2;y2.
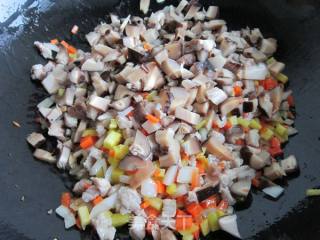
27;1;298;239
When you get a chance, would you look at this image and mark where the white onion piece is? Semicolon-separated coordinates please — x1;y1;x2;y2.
57;146;71;169
163;165;178;186
90;159;107;176
230;179;251;197
141;178;157;197
55;205;71;219
218;214;241;239
118;106;134;117
239;63;268;80
90;193;118;219
104;166;114;182
64;214;76;229
262;185;284;199
177;166;194;184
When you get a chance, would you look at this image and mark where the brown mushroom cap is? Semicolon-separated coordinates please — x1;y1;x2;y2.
205;136;234;161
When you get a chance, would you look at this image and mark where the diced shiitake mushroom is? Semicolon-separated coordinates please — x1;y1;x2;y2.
130;160;155;189
27;132;46;148
33;149;56;163
205;136;234;161
130;130;152;160
264;162;285;180
175;107;201;125
280;155;298;174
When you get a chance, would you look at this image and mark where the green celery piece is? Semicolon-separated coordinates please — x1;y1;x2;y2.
238;117;250;128
260;127;274;141
111;168;124;184
96;167;105;178
166;183;177;195
104;210;112;218
109;119;118;129
249;118;262;130
195;119;207;130
113;144;129;160
179;224;199;236
275;123;288;136
82;129;97;137
228;116;238;126
200;219;210;236
207;211;220;232
145;197;163;211
57;88;65;97
146;90;157;101
266;57;276;65
103;131;122;149
78;206;90;230
306;189;320;196
182;234;194;240
276;73;288;84
111;213;131;227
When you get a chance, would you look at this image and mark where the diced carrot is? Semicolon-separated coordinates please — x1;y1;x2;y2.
235;139;245;145
252;176;260;188
61;192;71;207
223;121;232;131
181;150;189;161
191;169;200;190
80;136;97;149
200;195;220;209
153;168;160;177
270;137;281;148
196;161;205;174
176;196;187;208
155;180;165;194
108;149;115;157
140;128;149;136
145;114;160;124
175;215;193;231
242;126;250;133
176;209;188;217
186;202;203;218
269;137;282;156
100;147;109;154
125;169;138;175
233;86;243;97
83;182;92;190
212;122;219;129
143;42;153;52
50;38;59;45
145;207;160;220
67;45;77;54
60;40;69;49
218;162;225;171
261;77;278;91
217;199;229;210
269;147;283;157
60;40;77;54
141;201;150;209
92;196;103;206
127;111;134;117
141;92;149;99
76;217;81;229
287;95;295;107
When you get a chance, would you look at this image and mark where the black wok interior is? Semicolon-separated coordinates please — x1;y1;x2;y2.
1;0;320;239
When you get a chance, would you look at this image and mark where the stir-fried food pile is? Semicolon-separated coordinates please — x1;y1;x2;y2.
27;1;298;239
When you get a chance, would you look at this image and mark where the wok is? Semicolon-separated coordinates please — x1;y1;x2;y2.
0;0;320;239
